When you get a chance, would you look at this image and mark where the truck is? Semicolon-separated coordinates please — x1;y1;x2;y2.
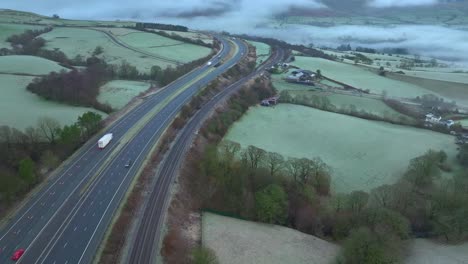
98;133;113;149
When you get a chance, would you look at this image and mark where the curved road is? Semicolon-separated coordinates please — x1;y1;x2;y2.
0;36;242;264
128;46;285;264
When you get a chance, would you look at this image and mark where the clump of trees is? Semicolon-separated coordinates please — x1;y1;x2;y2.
27;59;114;113
336;150;468;263
0;112;102;211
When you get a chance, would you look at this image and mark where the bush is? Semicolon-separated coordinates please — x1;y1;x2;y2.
192;246;219;264
255;184;288;224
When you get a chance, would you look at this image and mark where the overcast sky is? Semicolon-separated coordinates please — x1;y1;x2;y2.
4;0;465;64
1;0;441;21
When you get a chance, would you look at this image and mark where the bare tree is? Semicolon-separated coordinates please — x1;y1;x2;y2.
37;117;61;144
370;184;394;208
286;158;302;184
246;145;266;171
219;140;241;163
24;126;41;146
266;152;284;177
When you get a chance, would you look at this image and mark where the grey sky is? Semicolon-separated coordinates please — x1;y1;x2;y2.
1;0;441;21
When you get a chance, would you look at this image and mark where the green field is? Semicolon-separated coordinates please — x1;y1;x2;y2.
108;28;211;63
97;80;151;109
386;72;468;107
202;212;339;264
287;90;414;123
224;104;458;193
0;55;68;75
0;74;105;130
40;27;176;72
247;40;271;67
0;23;44;48
293;56;436;98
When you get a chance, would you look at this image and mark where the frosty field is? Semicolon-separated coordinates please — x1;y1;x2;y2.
40;27;176;72
224;104;457;192
0;74;105;130
0;23;44;48
97;80;151;109
247;40;271;67
113;29;211;63
203;213;468;264
202;212;339;264
288;90;414;123
293;56;437;98
0;55;68;75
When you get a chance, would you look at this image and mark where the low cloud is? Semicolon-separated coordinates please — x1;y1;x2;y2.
1;0;324;22
367;0;439;8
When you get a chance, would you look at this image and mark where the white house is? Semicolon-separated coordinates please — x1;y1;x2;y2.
425;113;442;124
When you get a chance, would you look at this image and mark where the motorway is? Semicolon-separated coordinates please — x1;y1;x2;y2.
128;47;285;264
0;36;244;264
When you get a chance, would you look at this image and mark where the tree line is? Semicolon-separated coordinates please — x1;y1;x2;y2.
135;22;188;32
0;112;102;215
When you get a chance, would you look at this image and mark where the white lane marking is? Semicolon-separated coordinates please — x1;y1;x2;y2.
63;242;68;248
73;226;77;232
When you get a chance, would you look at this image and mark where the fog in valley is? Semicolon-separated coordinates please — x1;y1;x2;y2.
3;0;468;64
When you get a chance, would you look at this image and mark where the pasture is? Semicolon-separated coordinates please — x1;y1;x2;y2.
97;80;151;109
0;55;68;75
293;56;435;98
40;27;177;72
202;212;339;264
224;104;458;193
247;40;271;67
0;74;105;130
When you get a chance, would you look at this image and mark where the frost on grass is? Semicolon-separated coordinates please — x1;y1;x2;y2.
224;104;458;193
0;74;106;130
0;55;68;75
97;80;150;109
403;239;468;264
292;56;438;98
202;213;339;264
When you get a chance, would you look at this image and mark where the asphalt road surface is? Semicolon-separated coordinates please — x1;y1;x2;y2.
0;35;242;264
128;46;286;264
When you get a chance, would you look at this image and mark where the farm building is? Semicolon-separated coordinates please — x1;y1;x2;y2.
286;69;316;84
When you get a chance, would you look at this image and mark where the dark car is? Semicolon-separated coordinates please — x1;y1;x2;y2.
124;159;132;168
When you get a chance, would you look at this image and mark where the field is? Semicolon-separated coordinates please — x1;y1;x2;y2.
0;23;44;48
97;80;151;109
0;74;105;130
224;104;458;193
0;55;68;75
105;28;211;63
386;72;468;107
0;9;134;27
404;239;468;264
287;90;415;123
40;27;176;72
203;213;468;264
202;212;339;264
247;40;271;67
293;56;438;98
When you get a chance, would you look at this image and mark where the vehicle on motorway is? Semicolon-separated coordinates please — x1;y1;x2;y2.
125;159;133;168
98;133;113;149
11;249;25;261
207;61;212;66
